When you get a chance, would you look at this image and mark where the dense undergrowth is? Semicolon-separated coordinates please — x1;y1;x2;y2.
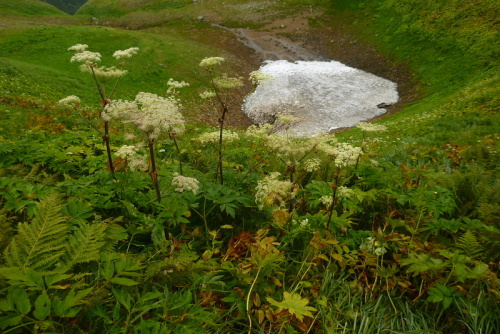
0;0;499;333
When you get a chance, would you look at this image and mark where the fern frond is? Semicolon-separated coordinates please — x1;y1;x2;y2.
456;230;483;259
4;194;68;271
64;222;107;267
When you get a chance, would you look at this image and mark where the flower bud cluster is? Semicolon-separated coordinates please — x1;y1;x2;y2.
113;47;140;60
105;92;185;139
58;95;81;107
360;236;387;256
197;130;239;144
171;173;200;194
255;172;295;210
303;158;321;172
356;122;387;132
249;71;274;85
245;124;274;138
337;186;354;199
70;51;102;64
80;65;128;83
199;57;225;68
213;75;244;90
115;145;148;172
200;90;216;100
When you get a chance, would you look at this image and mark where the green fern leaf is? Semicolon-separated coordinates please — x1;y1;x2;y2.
456;230;483;259
4;194;68;271
64;222;107;267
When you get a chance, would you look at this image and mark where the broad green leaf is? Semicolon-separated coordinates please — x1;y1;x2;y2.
9;288;31;315
33;292;51;320
109;277;139;286
0;314;22;330
0;267;26;282
267;292;316;321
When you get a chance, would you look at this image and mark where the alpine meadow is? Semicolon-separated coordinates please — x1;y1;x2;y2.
0;0;499;333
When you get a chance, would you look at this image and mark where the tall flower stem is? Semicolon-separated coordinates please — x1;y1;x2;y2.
148;138;169;239
104;120;115;175
170;132;183;175
326;170;341;229
217;104;228;185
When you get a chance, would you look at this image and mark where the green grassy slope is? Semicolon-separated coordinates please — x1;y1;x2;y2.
0;0;65;16
0;24;236;105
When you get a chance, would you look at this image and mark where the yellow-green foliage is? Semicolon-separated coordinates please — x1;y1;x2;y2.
4;193;67;271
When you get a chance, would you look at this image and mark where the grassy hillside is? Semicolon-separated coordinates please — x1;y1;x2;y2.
0;0;65;16
0;1;498;333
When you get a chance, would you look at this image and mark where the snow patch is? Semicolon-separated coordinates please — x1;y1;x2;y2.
243;60;399;136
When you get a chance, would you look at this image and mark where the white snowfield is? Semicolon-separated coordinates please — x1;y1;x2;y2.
243;60;399;136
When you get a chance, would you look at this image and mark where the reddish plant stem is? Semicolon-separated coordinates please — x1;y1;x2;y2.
148;137;169;240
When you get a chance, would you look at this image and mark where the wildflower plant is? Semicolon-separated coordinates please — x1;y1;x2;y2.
105;92;186;205
65;44;140;175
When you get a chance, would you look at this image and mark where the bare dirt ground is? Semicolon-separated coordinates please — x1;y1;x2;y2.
193;11;420;130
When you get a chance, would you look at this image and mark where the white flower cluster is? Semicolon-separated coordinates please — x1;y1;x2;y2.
318;141;362;168
115;145;138;159
199;57;225;68
303;158;321;172
320;195;333;207
128;156;149;172
113;47;139;60
334;143;362;167
70;50;102;64
360;236;387;256
68;44;88;52
80;65;128;83
167;78;190;95
245;124;274;138
276;114;299;125
200;90;216;100
356;122;387;132
115;145;148;171
249;70;274;85
255;172;294;210
171;173;200;194
265;134;312;157
58;95;81;107
213;75;244;90
337;186;354;199
196;130;239;144
105;92;185;139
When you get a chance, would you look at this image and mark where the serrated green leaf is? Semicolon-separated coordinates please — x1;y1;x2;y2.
112;288;132;312
0;267;26;282
33;292;51;320
0;314;22;329
267;292;316;321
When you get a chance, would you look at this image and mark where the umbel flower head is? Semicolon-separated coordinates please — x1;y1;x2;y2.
80;65;128;83
58;95;81;108
113;47;139;60
199;57;225;68
171;173;200;194
255;172;295;210
105;92;185;139
70;50;102;64
196;130;240;144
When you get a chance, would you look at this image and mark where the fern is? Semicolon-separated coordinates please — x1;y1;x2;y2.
64;222;107;267
4;194;67;271
456;230;483;259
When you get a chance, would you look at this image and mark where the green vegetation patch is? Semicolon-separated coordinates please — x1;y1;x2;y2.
0;0;65;16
